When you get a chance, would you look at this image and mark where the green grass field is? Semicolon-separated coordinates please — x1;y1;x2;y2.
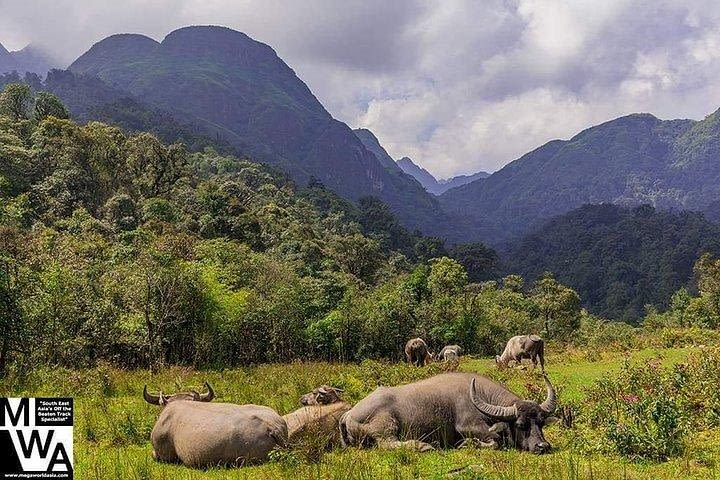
2;347;717;479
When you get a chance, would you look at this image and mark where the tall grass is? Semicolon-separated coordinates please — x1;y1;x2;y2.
1;349;718;479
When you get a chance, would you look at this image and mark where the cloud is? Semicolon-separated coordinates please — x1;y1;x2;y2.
2;0;720;177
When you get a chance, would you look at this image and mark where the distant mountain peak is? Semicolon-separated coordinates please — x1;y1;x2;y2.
163;25;254;41
397;157;489;195
69;34;159;76
84;33;160;52
0;41;60;76
397;157;438;188
353;128;403;173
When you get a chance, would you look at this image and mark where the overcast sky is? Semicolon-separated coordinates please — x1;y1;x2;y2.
2;0;720;177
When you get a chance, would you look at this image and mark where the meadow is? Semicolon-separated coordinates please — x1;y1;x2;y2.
2;346;718;480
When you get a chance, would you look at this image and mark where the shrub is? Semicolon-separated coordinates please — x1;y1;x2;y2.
584;357;690;461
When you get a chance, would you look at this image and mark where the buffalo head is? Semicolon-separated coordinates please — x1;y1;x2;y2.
470;374;558;454
143;382;215;406
300;385;344;406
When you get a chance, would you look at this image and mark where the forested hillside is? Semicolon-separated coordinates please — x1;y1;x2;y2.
0;69;235;156
0;84;508;372
504;204;720;322
440;111;720;244
66;26;443;232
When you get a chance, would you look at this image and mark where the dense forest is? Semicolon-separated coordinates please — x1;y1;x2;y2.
0;84;506;372
3;84;720;376
505;204;720;322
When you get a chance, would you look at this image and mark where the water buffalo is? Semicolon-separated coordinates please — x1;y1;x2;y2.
405;338;433;366
143;383;287;467
439;344;463;362
283;385;351;447
339;372;558;454
496;335;545;371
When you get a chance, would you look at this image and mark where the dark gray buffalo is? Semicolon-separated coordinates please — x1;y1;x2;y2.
143;383;287;467
405;338;433;366
339;372;558;454
496;335;545;371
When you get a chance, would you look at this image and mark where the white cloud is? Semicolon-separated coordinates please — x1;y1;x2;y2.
2;0;720;177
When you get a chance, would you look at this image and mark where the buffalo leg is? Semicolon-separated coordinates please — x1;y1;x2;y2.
455;419;506;450
378;438;434;452
458;438;498;449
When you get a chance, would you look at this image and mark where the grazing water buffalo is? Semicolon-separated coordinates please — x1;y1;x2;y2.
339;372;558;454
405;338;433;366
143;383;287;468
283;386;351;447
439;345;463;362
496;335;545;371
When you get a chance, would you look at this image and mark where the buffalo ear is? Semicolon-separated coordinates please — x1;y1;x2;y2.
544;416;560;426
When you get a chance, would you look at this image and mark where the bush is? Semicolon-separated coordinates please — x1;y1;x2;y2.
583;348;720;461
584;357;689;461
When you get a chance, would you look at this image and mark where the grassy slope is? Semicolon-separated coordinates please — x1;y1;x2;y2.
1;348;716;480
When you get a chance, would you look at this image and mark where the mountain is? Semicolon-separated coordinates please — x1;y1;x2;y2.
503;203;720;323
440;111;720;244
68;26;442;231
397;157;438;192
353;128;404;173
0;68;234;156
10;45;58;76
440;171;490;191
0;42;18;74
0;43;59;76
397;156;489;195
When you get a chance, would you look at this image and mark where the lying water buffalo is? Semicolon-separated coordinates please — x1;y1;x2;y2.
143;383;287;467
405;338;433;366
283;385;351;447
439;344;463;362
496;334;545;371
339;372;558;454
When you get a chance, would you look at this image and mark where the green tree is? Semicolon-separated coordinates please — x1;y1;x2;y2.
0;227;24;373
0;83;32;121
428;257;468;296
33;92;69;121
502;274;525;293
531;272;581;338
125;133;188;198
413;236;447;262
326;233;382;283
695;253;720;322
449;242;497;282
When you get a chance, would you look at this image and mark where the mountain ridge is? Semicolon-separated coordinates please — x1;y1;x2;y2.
0;42;59;76
439;110;718;244
397;156;490;195
67;25;443;231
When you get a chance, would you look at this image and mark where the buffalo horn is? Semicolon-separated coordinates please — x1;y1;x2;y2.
540;374;556;413
143;385;161;405
470;378;518;420
199;382;215;402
